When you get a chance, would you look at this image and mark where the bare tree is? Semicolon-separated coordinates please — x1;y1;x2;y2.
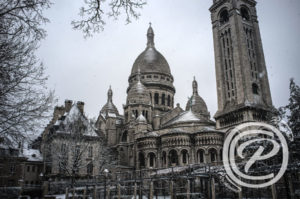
0;0;54;146
71;0;147;37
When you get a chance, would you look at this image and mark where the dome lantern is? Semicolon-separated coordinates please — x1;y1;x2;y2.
147;22;154;48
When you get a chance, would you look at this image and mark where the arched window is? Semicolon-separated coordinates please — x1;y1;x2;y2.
252;83;259;95
169;150;178;166
145;111;148;120
167;95;171;106
220;149;223;161
181;150;188;164
161;93;165;105
220;9;229;24
139;153;145;168
149;153;156;167
121;131;128;142
154;93;159;105
209;148;218;163
197;149;205;163
241;7;250;21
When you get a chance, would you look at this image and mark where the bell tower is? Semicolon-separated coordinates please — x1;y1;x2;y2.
210;0;272;129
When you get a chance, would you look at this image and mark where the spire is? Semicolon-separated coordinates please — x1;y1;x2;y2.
192;76;198;94
107;85;113;102
147;22;154;48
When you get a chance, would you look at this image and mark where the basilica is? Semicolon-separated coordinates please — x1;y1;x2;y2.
42;0;273;177
95;24;224;170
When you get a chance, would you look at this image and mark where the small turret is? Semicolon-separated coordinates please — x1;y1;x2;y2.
100;86;119;117
186;77;210;119
127;69;151;105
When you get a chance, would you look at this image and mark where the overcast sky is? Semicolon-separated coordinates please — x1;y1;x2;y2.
37;0;300;120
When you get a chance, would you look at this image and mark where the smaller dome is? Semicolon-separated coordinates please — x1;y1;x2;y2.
127;71;151;105
100;86;119;116
186;77;210;118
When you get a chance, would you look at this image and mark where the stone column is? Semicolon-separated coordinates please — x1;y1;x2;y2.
149;181;154;199
205;152;209;164
211;177;215;199
238;188;242;199
134;182;137;199
271;183;277;199
118;183;121;199
186;180;191;199
191;148;195;164
170;181;174;199
157;152;161;168
65;187;69;199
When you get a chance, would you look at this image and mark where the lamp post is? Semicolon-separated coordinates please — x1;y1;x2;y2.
104;169;109;199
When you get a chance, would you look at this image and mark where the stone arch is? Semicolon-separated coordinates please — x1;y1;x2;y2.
148;152;156;168
252;83;259;95
240;6;250;21
197;148;205;163
181;149;189;165
208;148;218;163
169;149;178;166
219;8;229;25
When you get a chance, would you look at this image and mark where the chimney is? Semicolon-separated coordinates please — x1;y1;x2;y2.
77;101;85;114
64;99;73;112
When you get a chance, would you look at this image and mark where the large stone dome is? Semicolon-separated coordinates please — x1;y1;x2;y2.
131;47;171;76
128;24;175;94
127;24;175;113
131;25;171;76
